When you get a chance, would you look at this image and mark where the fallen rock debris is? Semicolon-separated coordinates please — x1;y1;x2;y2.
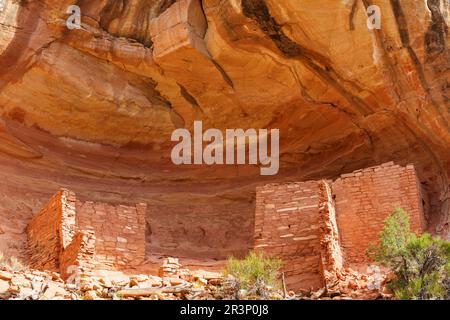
0;258;392;300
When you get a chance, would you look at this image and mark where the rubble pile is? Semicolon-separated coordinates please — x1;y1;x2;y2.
0;258;223;300
0;259;392;300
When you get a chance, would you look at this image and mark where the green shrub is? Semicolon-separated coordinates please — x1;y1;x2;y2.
367;208;450;300
0;251;25;271
223;251;282;299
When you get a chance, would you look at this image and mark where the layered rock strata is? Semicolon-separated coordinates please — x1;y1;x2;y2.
0;0;448;262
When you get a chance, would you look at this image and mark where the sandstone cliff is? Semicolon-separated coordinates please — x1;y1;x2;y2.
0;0;448;261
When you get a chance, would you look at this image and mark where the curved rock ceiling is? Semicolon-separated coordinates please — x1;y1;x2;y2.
0;0;448;259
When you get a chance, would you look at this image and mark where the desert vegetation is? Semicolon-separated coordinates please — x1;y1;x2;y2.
367;208;450;300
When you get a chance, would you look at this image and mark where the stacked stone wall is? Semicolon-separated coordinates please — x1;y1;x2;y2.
27;190;147;277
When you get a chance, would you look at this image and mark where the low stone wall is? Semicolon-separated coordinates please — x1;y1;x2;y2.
254;181;324;290
27;189;147;277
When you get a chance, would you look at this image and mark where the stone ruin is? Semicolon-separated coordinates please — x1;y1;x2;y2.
254;162;426;291
25;162;427;291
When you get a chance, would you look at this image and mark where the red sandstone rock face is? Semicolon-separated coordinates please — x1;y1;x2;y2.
254;163;426;291
0;0;449;261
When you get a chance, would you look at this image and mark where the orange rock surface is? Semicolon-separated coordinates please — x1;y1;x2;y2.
0;0;448;262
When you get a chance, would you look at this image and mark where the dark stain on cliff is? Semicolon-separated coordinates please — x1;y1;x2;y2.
242;0;375;116
424;0;450;127
100;0;177;48
389;0;447;96
242;0;314;58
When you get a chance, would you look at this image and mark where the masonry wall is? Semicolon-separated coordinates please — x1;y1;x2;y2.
26;191;63;272
147;202;253;259
254;162;427;291
75;200;146;270
254;181;324;290
333;162;426;265
60;230;96;279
